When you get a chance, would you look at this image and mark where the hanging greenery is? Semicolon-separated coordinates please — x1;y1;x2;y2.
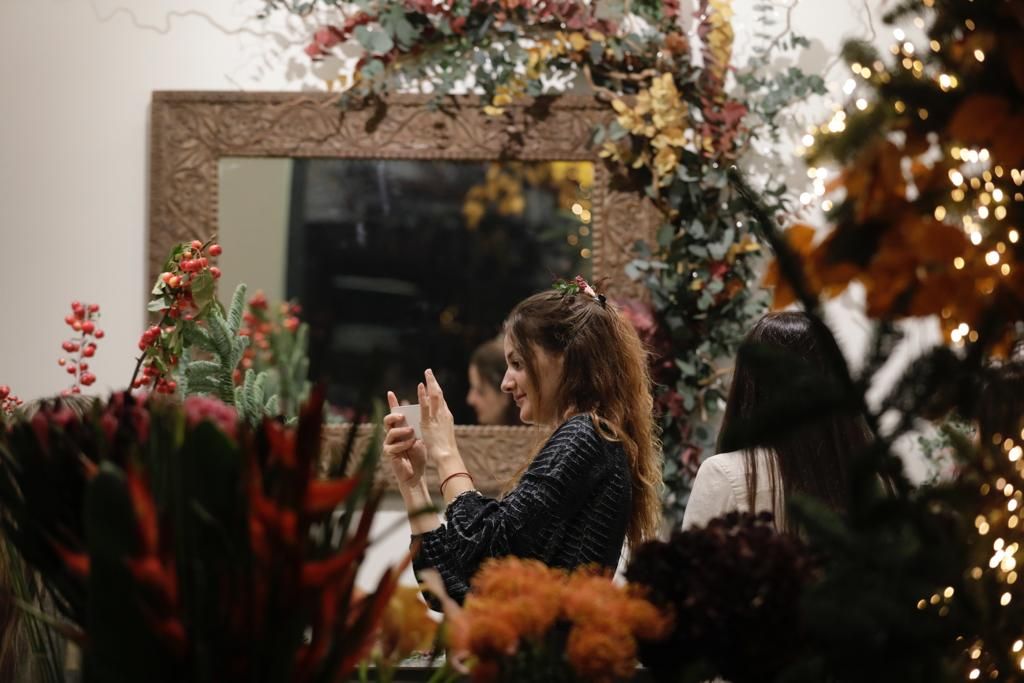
263;0;825;523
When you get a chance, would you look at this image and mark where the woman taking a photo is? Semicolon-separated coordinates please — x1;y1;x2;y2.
383;278;662;603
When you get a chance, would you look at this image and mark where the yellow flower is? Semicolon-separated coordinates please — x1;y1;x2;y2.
568;31;588;52
463;200;486;229
483;105;505;117
654;146;679;178
599;141;623;162
648;73;687;130
728;237;761;261
652;126;687;149
497;193;525;215
526;49;544;79
611;99;650;137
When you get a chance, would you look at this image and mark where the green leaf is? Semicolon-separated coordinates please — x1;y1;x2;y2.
147;297;169;313
227;284;247;335
360;59;385;83
207;312;234;360
380;6;420;49
607;120;628;141
191;271;216;314
657;224;676;248
161;243;186;273
355;24;395;56
184;361;221;386
184;323;212;349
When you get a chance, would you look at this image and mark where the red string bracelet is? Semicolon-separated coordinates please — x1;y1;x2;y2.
440;472;474;497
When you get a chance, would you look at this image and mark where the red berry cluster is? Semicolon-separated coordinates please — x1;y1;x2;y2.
59;301;103;396
154;240;223;321
235;291;303;385
132;239;222;394
0;385;23;416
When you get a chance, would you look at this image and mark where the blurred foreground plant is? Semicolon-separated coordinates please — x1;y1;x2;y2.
0;387;400;682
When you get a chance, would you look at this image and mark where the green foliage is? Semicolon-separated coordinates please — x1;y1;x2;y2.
183;286;249;396
177;284;287;426
266;0;826;525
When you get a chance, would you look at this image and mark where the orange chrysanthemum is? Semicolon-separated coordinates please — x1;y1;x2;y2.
566;622;637;683
454;558;670;682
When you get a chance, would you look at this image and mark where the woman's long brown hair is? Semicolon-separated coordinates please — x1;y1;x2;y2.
505;289;663;548
718;311;873;534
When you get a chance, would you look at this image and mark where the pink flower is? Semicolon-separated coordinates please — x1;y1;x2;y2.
184;396;238;439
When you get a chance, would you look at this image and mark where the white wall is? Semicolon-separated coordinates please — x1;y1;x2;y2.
0;0;939;588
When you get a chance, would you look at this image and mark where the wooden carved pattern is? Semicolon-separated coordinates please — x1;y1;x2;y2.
320;424;550;495
150;91;660;489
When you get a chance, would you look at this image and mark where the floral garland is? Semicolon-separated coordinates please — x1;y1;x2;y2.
266;0;824;524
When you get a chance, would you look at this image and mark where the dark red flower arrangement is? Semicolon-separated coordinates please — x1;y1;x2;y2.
0;387;398;682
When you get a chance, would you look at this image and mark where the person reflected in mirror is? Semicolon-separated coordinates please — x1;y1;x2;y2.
466;337;521;426
383;277;663;605
683;311;881;534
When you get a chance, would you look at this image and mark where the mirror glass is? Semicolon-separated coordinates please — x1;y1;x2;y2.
218;158;594;424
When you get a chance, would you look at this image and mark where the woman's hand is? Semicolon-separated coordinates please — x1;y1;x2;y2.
384;391;427;488
418;369;460;466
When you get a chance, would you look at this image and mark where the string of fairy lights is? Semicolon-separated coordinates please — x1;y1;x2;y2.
797;0;1024;678
568;199;593;260
798;2;1022;353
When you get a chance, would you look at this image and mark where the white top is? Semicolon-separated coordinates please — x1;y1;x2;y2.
681;449;784;530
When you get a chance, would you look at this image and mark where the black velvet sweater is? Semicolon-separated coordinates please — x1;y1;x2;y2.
413;414;631;605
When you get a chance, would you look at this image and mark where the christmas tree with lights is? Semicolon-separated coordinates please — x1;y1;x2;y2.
767;1;1024;680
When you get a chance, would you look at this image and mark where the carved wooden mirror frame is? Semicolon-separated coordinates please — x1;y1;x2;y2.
149;91;659;492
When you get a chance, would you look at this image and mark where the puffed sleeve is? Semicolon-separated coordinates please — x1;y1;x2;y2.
413;416;608;604
681;455;738;530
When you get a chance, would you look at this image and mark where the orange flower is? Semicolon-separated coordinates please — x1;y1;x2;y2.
378;586;437;662
469;557;564;602
452;558;669;682
840;140;906;223
466;612;519;657
566;622;636;683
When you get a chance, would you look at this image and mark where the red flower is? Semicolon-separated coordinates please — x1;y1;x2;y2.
184;396;238;438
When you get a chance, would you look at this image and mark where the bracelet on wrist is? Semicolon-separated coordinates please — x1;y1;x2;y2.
439;471;474;497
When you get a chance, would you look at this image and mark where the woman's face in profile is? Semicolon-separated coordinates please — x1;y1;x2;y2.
467;363;512;425
500;336;563;425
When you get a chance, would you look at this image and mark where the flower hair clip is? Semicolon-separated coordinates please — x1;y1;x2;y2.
552;276;607;306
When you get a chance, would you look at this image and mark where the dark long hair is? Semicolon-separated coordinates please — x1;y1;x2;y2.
505;289;662;548
717;311;871;533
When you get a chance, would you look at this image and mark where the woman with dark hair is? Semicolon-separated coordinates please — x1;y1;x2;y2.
683;310;872;533
466;337;520;426
383;279;663;603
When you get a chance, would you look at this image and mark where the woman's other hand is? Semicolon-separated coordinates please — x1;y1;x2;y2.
419;369;460;464
384;391;427;488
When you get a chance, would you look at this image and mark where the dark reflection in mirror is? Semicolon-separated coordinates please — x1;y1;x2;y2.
283;159;593;423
